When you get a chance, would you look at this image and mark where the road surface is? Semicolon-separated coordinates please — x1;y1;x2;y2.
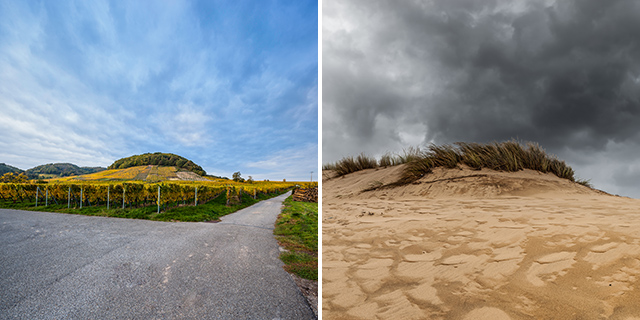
0;191;314;319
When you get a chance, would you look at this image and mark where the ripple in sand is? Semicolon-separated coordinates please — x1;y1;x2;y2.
345;301;379;319
491;246;524;262
584;243;640;270
406;282;443;305
534;251;576;264
527;252;577;286
589;242;618;253
331;285;366;309
463;307;511;320
373;290;425;320
441;254;475;265
403;252;442;262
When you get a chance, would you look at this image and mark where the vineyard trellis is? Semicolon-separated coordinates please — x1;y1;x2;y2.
0;180;304;213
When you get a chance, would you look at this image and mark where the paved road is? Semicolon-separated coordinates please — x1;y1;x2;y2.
0;191;314;319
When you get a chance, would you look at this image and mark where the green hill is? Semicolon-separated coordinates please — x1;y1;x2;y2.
25;163;106;179
108;153;206;176
0;163;24;175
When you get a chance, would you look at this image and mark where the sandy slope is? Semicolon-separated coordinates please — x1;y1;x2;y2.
322;165;640;319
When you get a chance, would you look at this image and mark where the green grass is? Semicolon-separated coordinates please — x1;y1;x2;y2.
0;190;287;222
273;196;318;280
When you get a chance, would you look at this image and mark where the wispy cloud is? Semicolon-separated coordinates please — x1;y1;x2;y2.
153;103;213;147
0;0;317;180
245;143;318;181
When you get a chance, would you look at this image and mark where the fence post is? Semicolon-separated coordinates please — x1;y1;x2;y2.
45;189;48;206
36;186;39;207
157;185;160;214
68;187;70;208
80;187;83;209
107;185;110;210
122;185;125;209
195;186;198;206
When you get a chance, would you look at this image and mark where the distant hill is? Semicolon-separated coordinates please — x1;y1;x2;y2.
54;165;215;182
109;153;206;176
0;163;24;175
25;163;106;179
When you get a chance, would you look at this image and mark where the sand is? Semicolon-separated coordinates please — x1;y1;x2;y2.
322;165;640;319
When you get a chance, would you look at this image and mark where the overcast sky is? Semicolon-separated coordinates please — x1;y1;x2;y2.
323;0;640;198
0;0;317;181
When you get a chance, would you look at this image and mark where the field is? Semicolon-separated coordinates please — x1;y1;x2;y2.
0;174;316;222
51;165;212;182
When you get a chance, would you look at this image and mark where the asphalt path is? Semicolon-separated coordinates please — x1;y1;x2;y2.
0;191;315;319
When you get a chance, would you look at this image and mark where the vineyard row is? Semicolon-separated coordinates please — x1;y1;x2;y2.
0;182;292;212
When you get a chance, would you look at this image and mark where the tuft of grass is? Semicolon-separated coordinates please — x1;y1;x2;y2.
576;178;592;188
326;148;425;175
378;153;396;167
322;163;337;170
399;156;434;185
378;147;424;167
428;144;461;169
274;196;317;280
325;153;378;177
395;147;424;165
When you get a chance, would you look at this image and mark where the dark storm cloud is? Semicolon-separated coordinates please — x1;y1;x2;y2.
323;0;640;197
426;0;640;149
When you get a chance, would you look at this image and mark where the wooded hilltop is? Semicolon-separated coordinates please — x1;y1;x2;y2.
108;152;206;176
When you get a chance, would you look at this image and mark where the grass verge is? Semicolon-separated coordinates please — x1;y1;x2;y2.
273;196;318;280
0;190;287;222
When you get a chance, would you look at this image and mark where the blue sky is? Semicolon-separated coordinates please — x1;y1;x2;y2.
0;0;318;181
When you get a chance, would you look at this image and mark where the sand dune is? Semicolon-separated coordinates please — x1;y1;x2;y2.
322;165;640;319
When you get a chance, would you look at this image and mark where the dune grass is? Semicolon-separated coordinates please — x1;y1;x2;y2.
323;147;423;174
325;141;582;186
379;147;423;167
322;153;378;176
274;196;318;280
399;141;576;184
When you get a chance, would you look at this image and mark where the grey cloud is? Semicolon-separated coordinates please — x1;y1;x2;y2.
323;0;640;197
